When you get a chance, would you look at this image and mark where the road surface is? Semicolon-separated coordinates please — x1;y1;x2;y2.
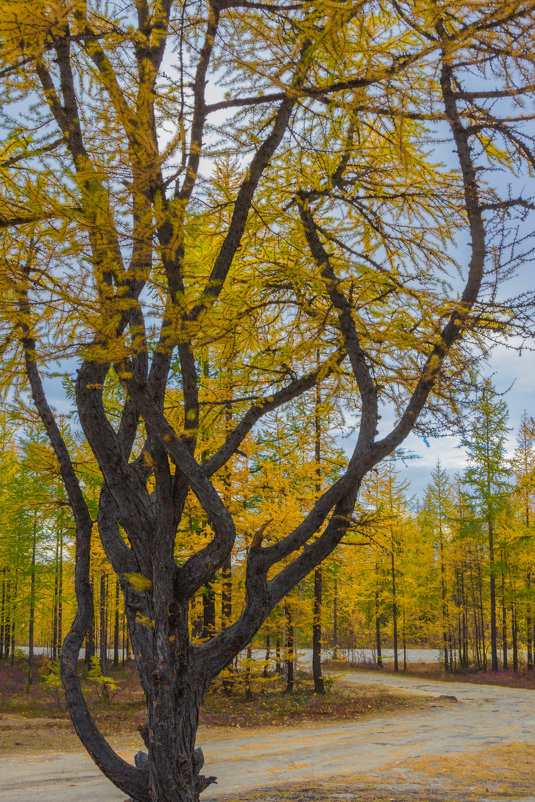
1;670;534;801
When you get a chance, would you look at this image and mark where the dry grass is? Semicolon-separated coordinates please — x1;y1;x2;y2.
0;658;432;754
217;744;535;801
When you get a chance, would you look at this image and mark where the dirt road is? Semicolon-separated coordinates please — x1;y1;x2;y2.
1;670;534;801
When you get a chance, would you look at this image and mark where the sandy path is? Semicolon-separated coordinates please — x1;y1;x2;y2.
1;670;534;801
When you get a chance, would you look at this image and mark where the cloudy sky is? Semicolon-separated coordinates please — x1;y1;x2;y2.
397;343;535;499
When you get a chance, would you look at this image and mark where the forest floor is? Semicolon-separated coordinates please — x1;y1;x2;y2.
0;657;432;753
1;662;535;800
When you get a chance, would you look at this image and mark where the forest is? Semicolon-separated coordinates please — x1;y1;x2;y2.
1;381;534;682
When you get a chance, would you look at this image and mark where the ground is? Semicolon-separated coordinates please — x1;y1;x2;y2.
1;659;535;801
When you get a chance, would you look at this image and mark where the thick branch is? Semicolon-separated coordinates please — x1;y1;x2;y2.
19;297;148;802
373;45;486;458
298;200;378;451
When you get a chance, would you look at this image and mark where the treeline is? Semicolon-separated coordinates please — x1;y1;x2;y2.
1;380;534;687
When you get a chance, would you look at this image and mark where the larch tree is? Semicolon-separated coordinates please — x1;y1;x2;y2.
421;461;455;671
0;1;534;800
462;380;511;672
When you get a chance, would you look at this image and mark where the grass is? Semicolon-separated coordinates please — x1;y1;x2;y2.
0;656;431;753
217;743;535;801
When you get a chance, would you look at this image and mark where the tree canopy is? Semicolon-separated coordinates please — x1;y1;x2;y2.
0;1;534;800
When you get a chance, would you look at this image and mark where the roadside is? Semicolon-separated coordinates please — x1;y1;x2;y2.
2;665;535;801
0;657;433;754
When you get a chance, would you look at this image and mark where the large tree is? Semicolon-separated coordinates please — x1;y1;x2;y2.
0;1;534;800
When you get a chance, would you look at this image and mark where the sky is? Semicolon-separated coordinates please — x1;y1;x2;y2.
396;343;535;500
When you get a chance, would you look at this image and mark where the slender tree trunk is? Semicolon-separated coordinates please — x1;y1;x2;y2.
512;603;518;672
402;604;407;672
476;559;487;670
390;535;398;673
100;573;108;674
527;571;532;670
470;563;481;669
244;644;253;699
501;565;507;671
122;607;126;666
332;577;338;659
52;537;60;660
9;571;18;668
4;577;11;660
28;518;37;685
85;578;96;667
488;522;498;671
58;531;63;657
0;567;5;660
275;632;281;676
285;603;293;693
263;632;270;679
312;375;325;693
114;576;120;667
439;532;449;671
461;569;469;669
10;576;17;667
221;555;234;693
202;582;215;641
375;562;382;667
312;567;324;693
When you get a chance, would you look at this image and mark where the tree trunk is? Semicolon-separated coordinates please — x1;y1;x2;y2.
58;532;63;657
312;376;325;693
137;586;215;802
263;632;270;679
85;579;96;667
439;533;449;671
501;566;507;671
312;567;324;693
375;562;382;667
476;559;487;670
52;531;61;660
244;644;252;699
488;522;498;671
114;576;120;667
0;567;5;660
275;632;281;676
390;537;398;673
285;603;293;693
332;577;338;659
100;573;108;674
512;603;518;672
202;582;215;640
10;576;17;667
402;604;407;673
28;518;37;685
527;571;532;670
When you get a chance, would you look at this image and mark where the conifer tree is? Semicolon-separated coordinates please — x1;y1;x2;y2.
462;381;511;671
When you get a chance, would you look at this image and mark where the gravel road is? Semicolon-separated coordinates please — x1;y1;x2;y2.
1;670;534;801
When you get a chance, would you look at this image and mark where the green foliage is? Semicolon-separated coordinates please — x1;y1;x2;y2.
87;656;118;704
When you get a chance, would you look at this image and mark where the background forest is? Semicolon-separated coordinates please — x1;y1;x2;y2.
2;378;534;682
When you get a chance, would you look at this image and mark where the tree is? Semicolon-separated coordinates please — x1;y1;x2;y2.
512;412;535;668
421;462;455;671
462;380;511;671
0;2;533;800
